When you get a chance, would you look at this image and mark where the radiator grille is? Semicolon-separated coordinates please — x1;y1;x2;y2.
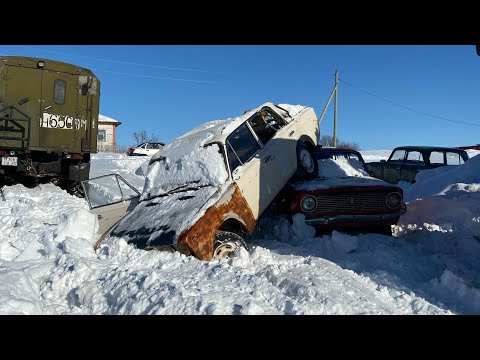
314;192;390;212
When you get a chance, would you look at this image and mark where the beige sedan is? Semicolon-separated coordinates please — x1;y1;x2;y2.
83;102;319;260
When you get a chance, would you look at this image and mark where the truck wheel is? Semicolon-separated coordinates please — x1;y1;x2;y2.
67;181;85;198
294;143;318;180
213;230;247;260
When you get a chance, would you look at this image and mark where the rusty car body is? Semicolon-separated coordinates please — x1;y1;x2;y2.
271;147;406;235
83;102;319;260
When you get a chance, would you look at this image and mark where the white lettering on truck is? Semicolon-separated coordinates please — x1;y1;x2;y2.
40;113;87;130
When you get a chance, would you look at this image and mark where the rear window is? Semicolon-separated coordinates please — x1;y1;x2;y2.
54;79;66;104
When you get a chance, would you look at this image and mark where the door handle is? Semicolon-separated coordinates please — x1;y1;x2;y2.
264;154;272;163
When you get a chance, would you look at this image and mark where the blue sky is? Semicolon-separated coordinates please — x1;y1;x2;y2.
1;45;479;150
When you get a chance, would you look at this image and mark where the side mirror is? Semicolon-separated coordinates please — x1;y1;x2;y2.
380;159;386;163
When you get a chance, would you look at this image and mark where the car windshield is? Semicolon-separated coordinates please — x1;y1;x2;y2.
141;126;229;201
315;151;370;179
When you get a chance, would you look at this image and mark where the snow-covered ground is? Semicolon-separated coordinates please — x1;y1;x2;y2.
0;150;479;314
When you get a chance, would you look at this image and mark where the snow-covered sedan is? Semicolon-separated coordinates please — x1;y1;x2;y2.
272;147;407;235
83;102;319;260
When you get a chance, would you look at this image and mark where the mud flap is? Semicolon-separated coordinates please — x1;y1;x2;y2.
69;162;90;181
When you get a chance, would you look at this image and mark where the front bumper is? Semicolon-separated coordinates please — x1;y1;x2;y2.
305;204;407;226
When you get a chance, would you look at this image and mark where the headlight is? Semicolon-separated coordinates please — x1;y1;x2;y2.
386;192;402;209
300;195;317;212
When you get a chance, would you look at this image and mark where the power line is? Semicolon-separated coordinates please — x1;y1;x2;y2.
339;78;480;127
97;69;223;84
4;45;209;73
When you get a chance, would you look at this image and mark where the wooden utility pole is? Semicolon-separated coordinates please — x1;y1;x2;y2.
333;70;338;147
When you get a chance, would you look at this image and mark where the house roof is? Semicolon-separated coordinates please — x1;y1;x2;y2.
99;114;122;125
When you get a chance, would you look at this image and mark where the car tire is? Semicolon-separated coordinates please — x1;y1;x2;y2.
294;143;318;180
213;230;247;260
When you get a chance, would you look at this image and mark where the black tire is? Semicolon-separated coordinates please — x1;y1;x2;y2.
294;143;318;180
213;230;247;259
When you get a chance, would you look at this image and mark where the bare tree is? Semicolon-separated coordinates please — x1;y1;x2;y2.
319;135;360;150
133;130;159;144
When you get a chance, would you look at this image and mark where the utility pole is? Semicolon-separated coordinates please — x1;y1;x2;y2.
318;70;339;147
333;70;338;147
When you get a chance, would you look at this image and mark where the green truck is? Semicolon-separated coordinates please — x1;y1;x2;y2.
0;56;100;195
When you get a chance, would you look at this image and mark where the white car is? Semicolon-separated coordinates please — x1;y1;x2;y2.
127;142;165;156
83;102;319;260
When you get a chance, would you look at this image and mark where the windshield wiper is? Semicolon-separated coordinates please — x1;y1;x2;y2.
158;183;210;197
144;182;211;202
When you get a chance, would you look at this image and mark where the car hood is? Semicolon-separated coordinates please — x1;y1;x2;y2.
110;185;224;249
290;176;398;191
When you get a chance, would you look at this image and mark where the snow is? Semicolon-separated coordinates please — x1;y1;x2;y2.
1;146;480;314
291;155;393;191
98;114;121;124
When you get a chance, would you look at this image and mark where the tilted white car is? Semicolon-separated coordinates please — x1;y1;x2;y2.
83;102;319;260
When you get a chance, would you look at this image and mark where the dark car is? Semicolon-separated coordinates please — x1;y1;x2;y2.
272;147;407;235
365;146;469;184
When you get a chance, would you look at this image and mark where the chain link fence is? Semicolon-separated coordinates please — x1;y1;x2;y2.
96;144;130;154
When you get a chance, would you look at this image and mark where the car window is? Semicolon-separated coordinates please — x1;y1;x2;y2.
247;109;285;145
405;151;424;165
429;151;445;165
389;149;406;163
346;153;361;161
83;174;140;209
226;122;261;173
446;152;465;165
146;143;156;149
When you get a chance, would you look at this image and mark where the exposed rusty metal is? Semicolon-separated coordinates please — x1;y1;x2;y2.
177;183;256;260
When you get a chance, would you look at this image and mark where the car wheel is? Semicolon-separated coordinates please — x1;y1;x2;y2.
295;143;318;180
213;230;247;260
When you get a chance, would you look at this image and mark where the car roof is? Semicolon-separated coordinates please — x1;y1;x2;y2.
392;146;466;152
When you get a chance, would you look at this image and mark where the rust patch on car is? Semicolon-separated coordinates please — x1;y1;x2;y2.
177;183;256;260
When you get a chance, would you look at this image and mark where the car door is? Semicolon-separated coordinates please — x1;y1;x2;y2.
81;174;141;236
401;150;425;182
226;122;263;218
40;70;87;151
246;110;288;213
384;149;405;183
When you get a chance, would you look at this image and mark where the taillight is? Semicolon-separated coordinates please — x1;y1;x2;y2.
72;154;83;160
